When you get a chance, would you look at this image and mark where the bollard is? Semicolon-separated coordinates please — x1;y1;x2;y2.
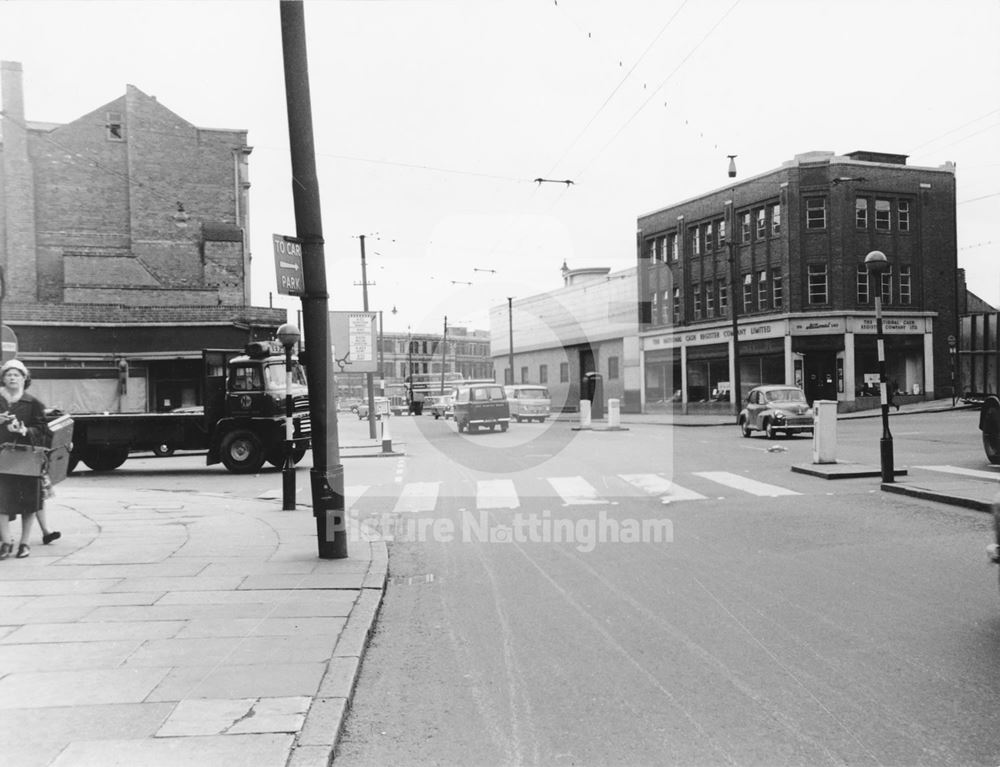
381;417;392;453
607;398;621;428
579;399;592;429
811;399;838;464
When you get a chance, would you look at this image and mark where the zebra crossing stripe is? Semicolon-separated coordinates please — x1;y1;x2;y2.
393;481;440;513
547;476;605;505
915;465;1000;482
345;486;369;509
693;471;799;497
619;474;707;503
477;479;519;509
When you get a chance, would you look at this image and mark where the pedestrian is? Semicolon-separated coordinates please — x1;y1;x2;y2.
0;359;52;559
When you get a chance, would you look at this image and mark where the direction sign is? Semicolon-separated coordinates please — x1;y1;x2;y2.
329;311;378;374
1;325;17;363
272;234;305;296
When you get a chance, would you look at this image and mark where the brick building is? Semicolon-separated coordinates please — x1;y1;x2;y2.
637;150;958;411
0;61;285;413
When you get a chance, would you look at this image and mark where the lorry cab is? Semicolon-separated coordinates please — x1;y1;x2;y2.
453;383;509;433
504;385;551;422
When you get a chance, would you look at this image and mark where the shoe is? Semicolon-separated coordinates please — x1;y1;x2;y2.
16;543;29;558
42;532;61;545
0;542;11;560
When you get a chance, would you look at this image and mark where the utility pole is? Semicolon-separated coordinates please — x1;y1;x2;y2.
359;234;376;439
280;0;346;558
439;315;448;395
507;297;515;385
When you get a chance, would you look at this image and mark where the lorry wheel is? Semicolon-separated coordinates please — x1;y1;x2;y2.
81;447;129;472
220;430;266;473
983;399;1000;465
500;422;508;432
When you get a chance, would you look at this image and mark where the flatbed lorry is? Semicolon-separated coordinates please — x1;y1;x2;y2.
69;342;310;474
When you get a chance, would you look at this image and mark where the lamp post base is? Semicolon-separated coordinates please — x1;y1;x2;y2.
880;437;895;483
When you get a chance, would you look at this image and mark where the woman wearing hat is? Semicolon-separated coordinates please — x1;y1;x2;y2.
0;359;53;559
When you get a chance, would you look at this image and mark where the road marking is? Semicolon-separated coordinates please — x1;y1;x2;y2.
477;479;520;509
693;471;800;497
619;473;707;503
345;485;369;508
547;476;605;505
393;482;440;513
915;465;1000;482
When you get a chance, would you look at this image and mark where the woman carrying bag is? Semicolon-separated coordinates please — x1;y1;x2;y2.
0;359;54;559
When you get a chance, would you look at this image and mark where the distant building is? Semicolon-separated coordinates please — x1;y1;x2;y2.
637;150;958;410
0;61;284;413
490;262;640;413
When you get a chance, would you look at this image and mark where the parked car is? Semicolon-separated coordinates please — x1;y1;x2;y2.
425;394;454;420
504;385;551;422
453;383;509;433
738;385;814;439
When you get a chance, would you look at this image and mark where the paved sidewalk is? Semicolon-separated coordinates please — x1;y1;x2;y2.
0;484;386;767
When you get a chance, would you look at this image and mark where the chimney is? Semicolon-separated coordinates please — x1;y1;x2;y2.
1;61;38;301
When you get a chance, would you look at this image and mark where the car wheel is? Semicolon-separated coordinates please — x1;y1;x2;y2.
739;418;752;438
80;446;129;472
500;422;508;432
764;419;779;439
220;430;266;473
153;443;174;457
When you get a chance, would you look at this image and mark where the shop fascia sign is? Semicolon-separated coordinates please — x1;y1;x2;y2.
790;317;846;335
851;315;926;334
645;320;781;349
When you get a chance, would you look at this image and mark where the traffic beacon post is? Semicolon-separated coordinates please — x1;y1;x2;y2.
281;0;347;558
276;323;300;511
865;250;895;483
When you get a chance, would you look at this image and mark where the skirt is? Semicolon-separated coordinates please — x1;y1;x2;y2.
0;473;43;518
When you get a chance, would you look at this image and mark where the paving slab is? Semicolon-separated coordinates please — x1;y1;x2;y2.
49;733;294;767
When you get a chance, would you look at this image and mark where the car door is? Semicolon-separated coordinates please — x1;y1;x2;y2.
747;390;765;429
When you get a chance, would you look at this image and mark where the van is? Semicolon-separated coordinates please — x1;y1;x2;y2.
504;385;551;423
453;383;509;433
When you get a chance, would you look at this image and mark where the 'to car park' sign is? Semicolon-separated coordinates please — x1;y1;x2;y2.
272;234;305;297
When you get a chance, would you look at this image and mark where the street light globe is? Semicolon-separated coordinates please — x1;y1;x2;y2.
276;323;301;350
864;250;890;275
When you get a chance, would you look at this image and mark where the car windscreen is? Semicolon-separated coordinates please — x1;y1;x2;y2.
516;388;549;399
765;389;806;403
471;386;505;401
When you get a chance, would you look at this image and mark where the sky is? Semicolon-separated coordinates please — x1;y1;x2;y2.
1;0;998;335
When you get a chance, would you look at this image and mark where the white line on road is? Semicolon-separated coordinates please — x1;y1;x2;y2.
393;482;440;513
547;476;605;505
693;471;800;497
477;479;520;509
619;473;707;503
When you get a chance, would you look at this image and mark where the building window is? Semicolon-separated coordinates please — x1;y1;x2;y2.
608;356;619;380
742;273;753;313
560;362;569;383
856;197;868;228
649;291;659;323
899;266;911;304
772;269;783;309
718;218;727;245
106;111;123;141
880;267;892;303
672;287;681;324
806;198;826;229
756;208;767;240
757;269;768;311
875;199;891;231
705;222;714;251
691;227;700;256
705;280;715;317
660;289;668;324
741;212;751;243
720;283;729;314
770;204;781;235
520;366;529;384
693;284;702;319
898;200;910;232
857;264;870;303
808;264;828;304
539;364;548;383
668;232;678;261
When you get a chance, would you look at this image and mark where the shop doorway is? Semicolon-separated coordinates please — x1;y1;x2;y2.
803;351;838;404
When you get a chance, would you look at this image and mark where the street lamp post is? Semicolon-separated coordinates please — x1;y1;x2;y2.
276;322;301;510
726;155;741;414
507;297;514;385
947;333;957;407
865;250;895;483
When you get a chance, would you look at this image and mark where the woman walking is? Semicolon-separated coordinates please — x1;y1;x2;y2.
0;360;51;559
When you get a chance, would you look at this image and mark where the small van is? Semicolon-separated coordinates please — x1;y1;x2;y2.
453;383;509;433
504;385;551;423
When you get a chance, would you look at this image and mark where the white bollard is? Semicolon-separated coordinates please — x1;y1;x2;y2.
608;398;621;428
381;418;393;453
579;400;592;429
812;400;838;464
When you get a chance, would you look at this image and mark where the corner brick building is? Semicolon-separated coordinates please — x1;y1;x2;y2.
0;61;285;413
637;150;958;411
